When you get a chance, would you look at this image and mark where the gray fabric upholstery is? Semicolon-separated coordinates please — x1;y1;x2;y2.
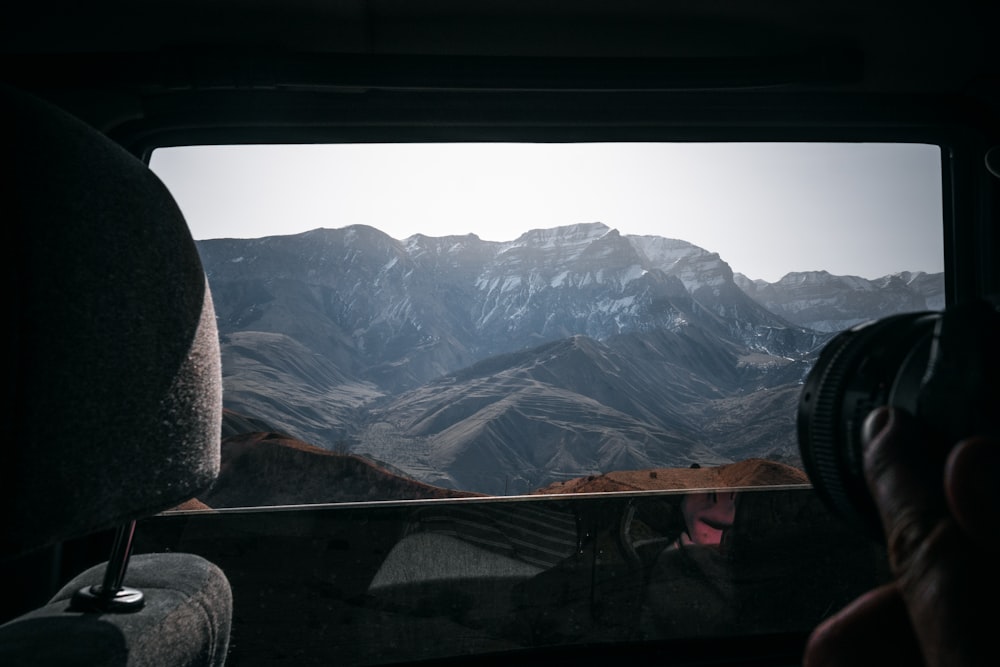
3;83;223;559
1;84;231;666
0;553;232;667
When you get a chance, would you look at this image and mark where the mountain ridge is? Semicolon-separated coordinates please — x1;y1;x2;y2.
735;269;943;331
196;223;943;495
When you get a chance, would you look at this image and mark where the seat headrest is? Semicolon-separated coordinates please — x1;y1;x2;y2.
3;85;222;559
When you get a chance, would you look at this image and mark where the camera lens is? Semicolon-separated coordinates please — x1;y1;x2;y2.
797;312;939;539
798;300;1000;539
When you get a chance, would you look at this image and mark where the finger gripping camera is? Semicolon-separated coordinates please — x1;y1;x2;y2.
797;299;1000;538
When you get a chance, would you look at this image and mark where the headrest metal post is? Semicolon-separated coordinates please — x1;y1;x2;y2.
70;520;145;613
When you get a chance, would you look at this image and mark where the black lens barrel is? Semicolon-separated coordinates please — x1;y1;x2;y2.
797;312;938;539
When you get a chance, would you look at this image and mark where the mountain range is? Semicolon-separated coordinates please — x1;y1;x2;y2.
734;270;944;332
197;222;943;495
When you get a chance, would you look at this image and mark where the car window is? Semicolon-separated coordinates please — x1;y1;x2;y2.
149;141;943;507
140;141;942;664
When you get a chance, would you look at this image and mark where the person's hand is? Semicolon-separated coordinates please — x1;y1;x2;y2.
803;406;1000;667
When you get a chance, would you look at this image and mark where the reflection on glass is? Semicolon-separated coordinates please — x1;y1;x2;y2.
674;490;738;547
137;488;890;664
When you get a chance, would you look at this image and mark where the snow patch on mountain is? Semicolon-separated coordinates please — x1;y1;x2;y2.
506;221;611;250
627;234;734;290
735;269;944;332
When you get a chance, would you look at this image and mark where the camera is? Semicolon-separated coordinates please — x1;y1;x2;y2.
797;299;1000;539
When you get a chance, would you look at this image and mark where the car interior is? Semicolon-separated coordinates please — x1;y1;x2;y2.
3;1;999;666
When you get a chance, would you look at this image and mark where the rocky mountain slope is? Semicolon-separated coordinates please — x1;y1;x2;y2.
735;270;944;332
355;332;808;494
197;223;938;495
532;458;809;494
200;429;482;508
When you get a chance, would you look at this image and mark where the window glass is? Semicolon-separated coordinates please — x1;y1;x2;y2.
135;488;888;664
143;142;939;664
149;142;944;507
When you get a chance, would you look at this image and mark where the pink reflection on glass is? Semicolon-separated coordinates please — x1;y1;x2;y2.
677;490;738;546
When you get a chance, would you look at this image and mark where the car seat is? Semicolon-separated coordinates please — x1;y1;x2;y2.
0;84;232;666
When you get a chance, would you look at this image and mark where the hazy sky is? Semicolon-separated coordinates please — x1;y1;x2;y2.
150;142;943;283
